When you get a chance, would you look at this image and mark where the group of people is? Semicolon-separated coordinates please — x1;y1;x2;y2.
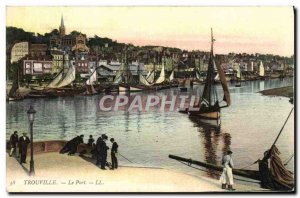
60;134;119;170
59;135;84;155
94;134;119;170
9;131;31;164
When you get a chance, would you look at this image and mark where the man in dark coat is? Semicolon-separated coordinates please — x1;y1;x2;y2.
59;135;84;155
96;134;109;169
68;135;84;155
87;135;95;147
18;133;30;164
9;131;19;157
95;136;103;165
110;138;119;170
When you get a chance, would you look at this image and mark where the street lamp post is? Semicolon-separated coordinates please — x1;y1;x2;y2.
27;106;36;176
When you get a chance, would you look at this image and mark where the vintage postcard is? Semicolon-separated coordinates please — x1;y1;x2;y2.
6;6;294;193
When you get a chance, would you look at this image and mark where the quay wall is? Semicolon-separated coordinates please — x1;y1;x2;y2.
7;140;67;154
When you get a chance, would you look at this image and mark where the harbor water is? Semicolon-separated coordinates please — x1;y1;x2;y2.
6;78;294;185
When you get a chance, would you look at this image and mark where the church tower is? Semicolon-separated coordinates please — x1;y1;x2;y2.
59;15;66;37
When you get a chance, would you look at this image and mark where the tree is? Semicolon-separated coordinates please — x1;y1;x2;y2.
70;30;86;37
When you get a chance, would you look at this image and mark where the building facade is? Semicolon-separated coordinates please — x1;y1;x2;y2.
50;16;89;53
29;44;48;57
50;49;64;74
11;42;29;63
23;55;53;75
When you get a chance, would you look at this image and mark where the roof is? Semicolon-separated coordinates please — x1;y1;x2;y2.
62;35;74;39
22;54;53;61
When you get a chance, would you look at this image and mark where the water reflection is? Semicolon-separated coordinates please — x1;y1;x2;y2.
189;117;231;179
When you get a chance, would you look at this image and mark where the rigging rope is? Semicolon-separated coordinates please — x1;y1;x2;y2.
271;108;294;147
284;154;294;166
176;160;261;184
240;161;258;170
240;107;294;169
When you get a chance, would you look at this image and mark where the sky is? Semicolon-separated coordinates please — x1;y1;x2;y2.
6;6;294;56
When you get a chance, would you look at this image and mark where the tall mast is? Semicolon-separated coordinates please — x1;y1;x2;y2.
211;28;215;56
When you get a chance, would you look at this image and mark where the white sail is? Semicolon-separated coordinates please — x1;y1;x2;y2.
47;70;64;88
139;74;152;86
113;63;125;84
86;69;97;85
259;61;265;77
146;70;152;79
146;70;155;84
196;70;202;80
251;61;254;71
56;65;76;88
169;70;174;81
91;84;97;94
155;65;166;84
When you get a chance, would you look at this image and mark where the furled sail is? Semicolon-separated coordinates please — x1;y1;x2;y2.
169;70;174;81
86;69;97;85
155;65;166;84
259;61;265;77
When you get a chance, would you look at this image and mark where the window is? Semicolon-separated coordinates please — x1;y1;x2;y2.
33;63;43;73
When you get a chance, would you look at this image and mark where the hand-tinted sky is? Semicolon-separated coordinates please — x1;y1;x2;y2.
6;6;294;56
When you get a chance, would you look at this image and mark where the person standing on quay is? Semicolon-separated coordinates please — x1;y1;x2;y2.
219;150;235;191
18;133;30;164
87;135;95;147
95;136;102;165
110;138;118;170
96;134;109;170
9;131;19;157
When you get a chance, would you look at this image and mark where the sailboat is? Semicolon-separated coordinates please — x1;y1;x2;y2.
116;49;144;92
82;68;98;95
235;66;242;87
47;54;76;89
180;28;231;120
155;64;166;84
146;70;155;84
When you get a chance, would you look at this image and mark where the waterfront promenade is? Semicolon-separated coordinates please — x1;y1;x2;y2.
6;153;266;192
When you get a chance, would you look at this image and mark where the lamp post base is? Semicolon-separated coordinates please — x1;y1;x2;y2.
29;160;35;176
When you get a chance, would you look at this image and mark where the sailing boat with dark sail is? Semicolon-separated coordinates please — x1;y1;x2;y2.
180;28;231;120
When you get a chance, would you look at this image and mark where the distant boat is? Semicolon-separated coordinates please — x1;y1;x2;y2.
115;49;145;92
179;28;231;120
235;66;242;87
258;61;266;80
82;69;98;95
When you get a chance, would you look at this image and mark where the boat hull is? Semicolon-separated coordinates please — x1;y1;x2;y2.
168;155;261;181
180;106;221;120
130;86;144;92
188;111;220;120
118;85;130;92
